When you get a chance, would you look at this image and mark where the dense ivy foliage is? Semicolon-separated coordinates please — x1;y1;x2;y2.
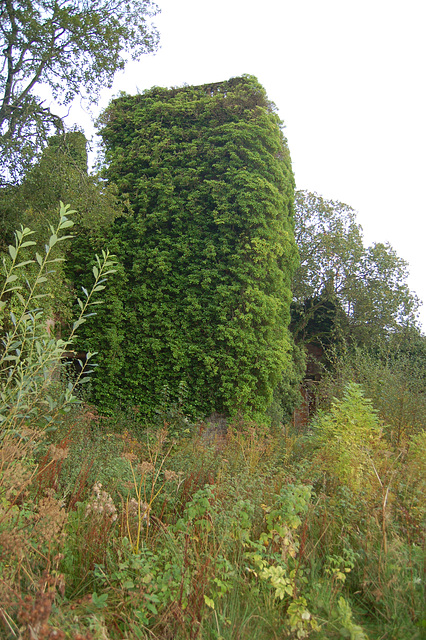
89;75;298;417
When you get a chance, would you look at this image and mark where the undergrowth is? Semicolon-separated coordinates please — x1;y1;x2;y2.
0;212;425;639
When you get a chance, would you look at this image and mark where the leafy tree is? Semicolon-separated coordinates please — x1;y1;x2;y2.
0;130;123;245
293;190;420;346
86;76;299;419
0;0;159;185
348;242;420;344
0;131;124;328
293;191;364;306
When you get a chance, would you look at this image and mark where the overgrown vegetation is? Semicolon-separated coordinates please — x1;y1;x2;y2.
1;4;425;638
291;190;421;349
0;214;424;638
81;75;299;419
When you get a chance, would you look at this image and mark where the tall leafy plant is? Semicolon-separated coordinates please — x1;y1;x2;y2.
0;203;116;434
0;0;159;185
312;383;381;493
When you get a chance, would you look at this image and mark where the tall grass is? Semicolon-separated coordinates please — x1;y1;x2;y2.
1;212;424;639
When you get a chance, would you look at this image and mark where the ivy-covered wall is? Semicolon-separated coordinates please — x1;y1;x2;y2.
90;75;298;418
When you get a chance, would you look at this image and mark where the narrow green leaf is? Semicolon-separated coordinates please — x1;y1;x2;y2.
3;286;22;296
59;220;74;229
15;260;35;268
72;318;85;331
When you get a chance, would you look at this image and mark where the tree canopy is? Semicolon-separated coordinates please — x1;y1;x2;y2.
0;131;124;333
0;130;123;245
292;190;420;346
0;0;159;185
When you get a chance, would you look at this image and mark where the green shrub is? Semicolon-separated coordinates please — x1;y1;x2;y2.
311;383;382;493
317;345;426;443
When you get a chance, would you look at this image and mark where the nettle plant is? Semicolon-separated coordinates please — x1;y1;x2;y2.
0;202;116;435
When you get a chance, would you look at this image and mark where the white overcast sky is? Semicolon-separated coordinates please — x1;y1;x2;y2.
69;0;426;331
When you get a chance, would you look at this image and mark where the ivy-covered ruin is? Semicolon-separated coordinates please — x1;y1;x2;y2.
87;75;299;418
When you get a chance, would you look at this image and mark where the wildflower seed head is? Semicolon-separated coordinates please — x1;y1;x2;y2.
123;451;137;463
49;444;69;461
138;461;155;475
86;483;117;522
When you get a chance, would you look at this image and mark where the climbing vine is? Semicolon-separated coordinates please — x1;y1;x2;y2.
87;75;298;418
